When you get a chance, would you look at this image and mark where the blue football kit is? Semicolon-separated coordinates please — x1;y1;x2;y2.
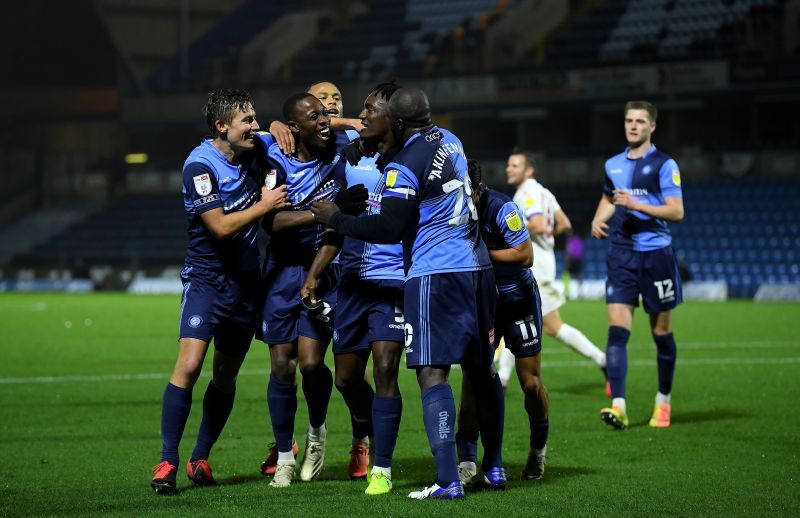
380;126;495;368
603;145;684;313
178;139;264;352
255;131;347;345
334;150;405;354
477;187;543;357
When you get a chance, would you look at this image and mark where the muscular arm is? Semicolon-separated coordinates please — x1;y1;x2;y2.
553;209;572;235
489;240;533;269
301;233;342;302
201;185;288;240
266;210;316;233
614;191;684;223
330;117;364;132
591;194;616;239
315;197;417;244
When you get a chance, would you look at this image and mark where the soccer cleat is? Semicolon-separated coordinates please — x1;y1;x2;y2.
299;434;327;481
407;481;465;500
365;471;392;495
260;440;298;476
269;463;295;488
348;444;370;480
649;402;671;428
522;446;547;480
186;459;217;486
600;406;629;430
457;461;478;486
151;461;178;495
482;467;507;490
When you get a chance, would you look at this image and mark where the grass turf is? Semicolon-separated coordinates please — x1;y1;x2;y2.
0;293;798;516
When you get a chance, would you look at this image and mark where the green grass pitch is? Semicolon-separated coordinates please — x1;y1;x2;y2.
1;293;798;516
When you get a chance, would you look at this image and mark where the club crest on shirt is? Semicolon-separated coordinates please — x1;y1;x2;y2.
386;170;398;188
265;169;277;189
672;170;681;186
193;174;212;196
505;210;523;232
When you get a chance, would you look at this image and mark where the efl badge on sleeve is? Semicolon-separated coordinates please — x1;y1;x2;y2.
505;210;523;232
524;197;535;208
386;170;398;188
672;170;681;186
193;174;212;196
265;169;277;189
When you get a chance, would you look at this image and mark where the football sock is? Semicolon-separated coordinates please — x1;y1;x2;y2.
421;384;459;487
191;380;235;461
612;397;627;413
277;451;295;464
160;382;192;466
656;392;671;405
475;372;505;471
497;347;515;387
308;422;326;440
337;378;374;440
653;332;677;395
267;376;297;453
371;465;391;478
606;326;631;399
529;417;549;451
455;430;479;464
556;323;606;367
372;395;402;469
303;364;333;429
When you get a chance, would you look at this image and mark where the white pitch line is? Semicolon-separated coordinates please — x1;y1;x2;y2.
542;340;797;356
2;357;800;385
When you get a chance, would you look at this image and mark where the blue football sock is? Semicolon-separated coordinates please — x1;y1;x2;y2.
268;376;297;452
302;365;333;429
476;372;504;471
421;384;459;487
160;382;192;466
456;430;479;464
529;418;549;450
606;326;631;399
372;395;402;468
191;380;235;461
653;332;677;395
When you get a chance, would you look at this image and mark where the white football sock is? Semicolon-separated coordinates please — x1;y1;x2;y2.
277;451;296;464
497;347;515;387
555;323;606;367
308;423;327;440
371;465;391;477
656;392;671;405
612;398;627;412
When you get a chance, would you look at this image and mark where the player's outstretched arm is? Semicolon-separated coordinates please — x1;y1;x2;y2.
612;191;684;223
330;117;364;132
312;196;416;244
591;194;615;239
201;185;288;240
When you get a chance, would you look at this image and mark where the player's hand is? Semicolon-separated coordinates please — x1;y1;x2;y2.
300;274;319;305
310;200;340;225
612;189;639;210
269;120;295;156
333;184;369;215
591;219;608;239
259;185;289;213
342;140;364;166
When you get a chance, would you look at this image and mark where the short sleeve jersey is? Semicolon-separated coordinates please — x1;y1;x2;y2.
512;178;560;254
181;139;263;271
256;131;348;265
380;126;491;278
603;145;682;251
339;151;404;281
477;188;534;294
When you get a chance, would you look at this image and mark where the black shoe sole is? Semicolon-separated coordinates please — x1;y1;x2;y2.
600;412;628;430
151;480;177;495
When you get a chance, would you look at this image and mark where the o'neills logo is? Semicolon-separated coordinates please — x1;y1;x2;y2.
438;411;450;438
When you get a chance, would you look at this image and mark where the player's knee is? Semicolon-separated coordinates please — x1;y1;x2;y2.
373;357;398;383
298;359;325;378
520;374;544;395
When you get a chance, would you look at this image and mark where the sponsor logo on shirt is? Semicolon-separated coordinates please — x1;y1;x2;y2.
642;165;652;175
672;170;681;186
193;174;212;196
610;168;623;174
194;193;220;207
505;210;523;232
